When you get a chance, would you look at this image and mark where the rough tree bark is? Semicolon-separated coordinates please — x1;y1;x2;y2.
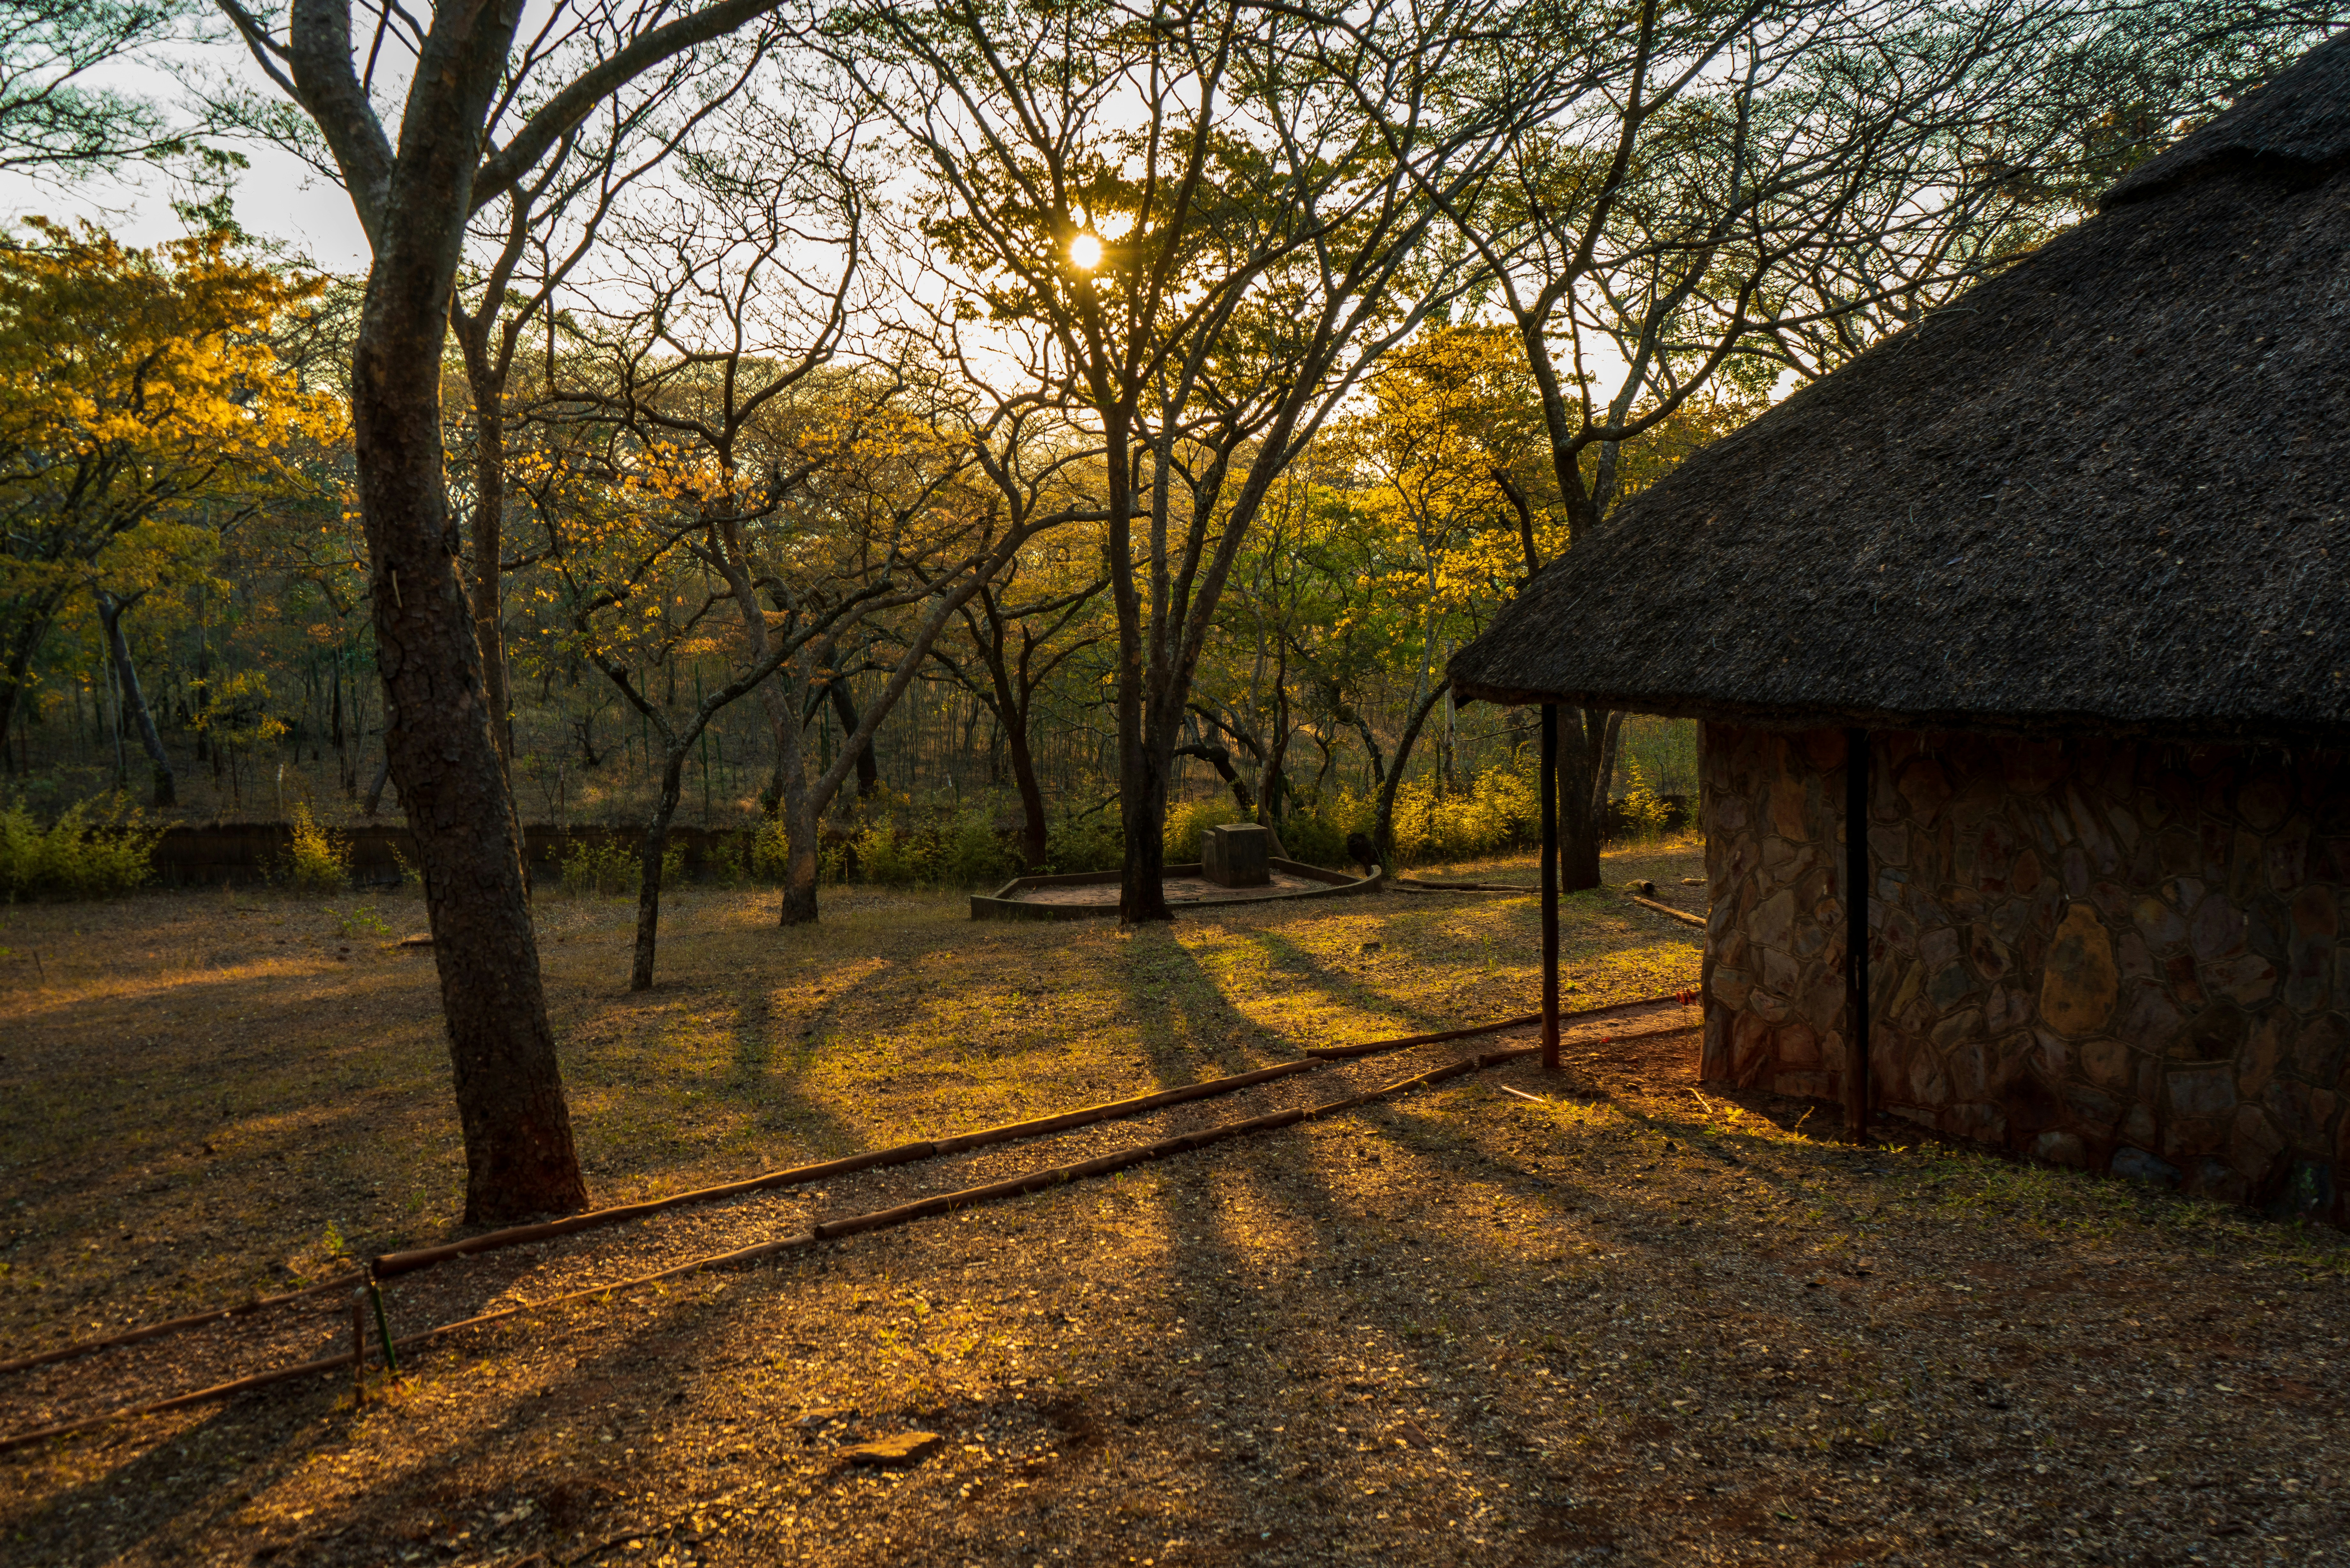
225;0;814;1220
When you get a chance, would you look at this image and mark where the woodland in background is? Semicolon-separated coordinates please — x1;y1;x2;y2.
0;239;1704;886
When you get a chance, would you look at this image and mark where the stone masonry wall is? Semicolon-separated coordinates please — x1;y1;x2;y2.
1700;723;2350;1225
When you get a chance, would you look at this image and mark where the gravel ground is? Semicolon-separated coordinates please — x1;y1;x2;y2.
5;1022;2345;1568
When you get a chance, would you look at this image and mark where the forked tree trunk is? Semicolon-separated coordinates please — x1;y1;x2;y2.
350;177;585;1225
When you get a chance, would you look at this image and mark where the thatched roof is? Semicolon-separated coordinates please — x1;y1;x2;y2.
1450;34;2350;744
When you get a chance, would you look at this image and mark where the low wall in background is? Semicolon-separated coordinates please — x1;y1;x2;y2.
151;822;746;888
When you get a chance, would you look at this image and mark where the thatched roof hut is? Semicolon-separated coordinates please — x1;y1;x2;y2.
1451;37;2350;1223
1451;33;2350;742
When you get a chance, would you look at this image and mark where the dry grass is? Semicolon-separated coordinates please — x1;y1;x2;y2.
4;838;2347;1568
0;841;1700;1351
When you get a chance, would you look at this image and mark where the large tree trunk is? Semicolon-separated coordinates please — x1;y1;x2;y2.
467;376;513;767
351;166;585;1226
98;593;175;807
629;744;687;990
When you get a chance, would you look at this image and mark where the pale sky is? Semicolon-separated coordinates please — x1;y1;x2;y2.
0;41;371;271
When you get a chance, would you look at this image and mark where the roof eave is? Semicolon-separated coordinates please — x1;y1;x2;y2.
1450;678;2350;749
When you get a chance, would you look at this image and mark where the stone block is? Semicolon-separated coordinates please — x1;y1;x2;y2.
2131;894;2188;953
2198;952;2274;1007
2264;821;2310;893
1200;823;1270;887
2111;1146;2181;1187
1773;1070;1834;1101
2068;1081;2124;1128
1751;889;1798;950
2291;1014;2348;1088
2168;1064;2238;1122
2040;904;2119;1036
2238;1013;2290;1100
1944;1102;2008;1145
2032;1130;2088;1167
2079;1036;2131;1091
1896;756;1952;825
2111;982;2185;1053
2174;999;2245;1063
1929;961;1980;1010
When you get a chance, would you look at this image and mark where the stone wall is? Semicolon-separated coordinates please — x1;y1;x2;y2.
1699;723;2349;1225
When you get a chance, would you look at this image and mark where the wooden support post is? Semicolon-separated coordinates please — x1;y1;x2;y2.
1541;704;1560;1071
1844;727;1871;1142
350;1290;369;1401
368;1278;399;1375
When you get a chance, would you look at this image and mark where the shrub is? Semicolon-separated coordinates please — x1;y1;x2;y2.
944;815;1020;888
1616;760;1675;842
855;819;932;886
0;797;160;898
1276;806;1348;869
1386;765;1540;866
556;835;677;896
284;801;352;892
751;815;791;881
1043;811;1121;874
1162;795;1242;862
331;904;393;940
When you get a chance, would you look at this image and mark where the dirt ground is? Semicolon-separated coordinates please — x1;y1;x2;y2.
4;846;2347;1566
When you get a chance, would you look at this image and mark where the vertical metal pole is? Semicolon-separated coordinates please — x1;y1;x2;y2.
1844;727;1871;1143
1541;704;1560;1071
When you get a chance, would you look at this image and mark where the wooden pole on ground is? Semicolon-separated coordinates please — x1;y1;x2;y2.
1541;704;1560;1071
1844;727;1871;1142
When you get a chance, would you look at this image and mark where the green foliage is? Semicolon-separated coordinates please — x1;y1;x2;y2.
1617;761;1674;842
330;904;392;941
557;835;679;897
1385;765;1541;866
1162;796;1243;863
710;825;775;887
850;808;1021;889
1043;811;1121;875
0;796;159;898
282;800;350;892
1276;804;1349;869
